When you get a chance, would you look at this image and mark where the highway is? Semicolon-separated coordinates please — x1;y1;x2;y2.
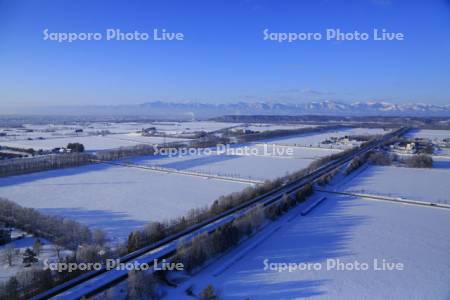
32;127;408;300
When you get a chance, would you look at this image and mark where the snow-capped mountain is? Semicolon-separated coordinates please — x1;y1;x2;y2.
7;100;449;117
136;100;450;117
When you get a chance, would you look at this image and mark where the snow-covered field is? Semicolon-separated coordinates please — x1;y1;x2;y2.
250;143;341;159
234;123;317;132
145;121;241;134
126;143;338;181
0;126;388;245
0;164;247;242
406;129;450;141
261;127;389;149
0;120;240;151
436;148;450;156
129;154;310;182
0;134;187;151
167;193;450;299
0;121;241;139
337;161;450;204
0;124;387;153
103;133;189;144
0;125;361;243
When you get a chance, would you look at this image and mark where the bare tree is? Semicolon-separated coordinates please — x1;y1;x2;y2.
404;154;433;168
76;245;102;263
53;242;64;262
0;153;93;177
2;245;16;266
200;284;219;300
92;229;107;247
33;239;42;257
3;276;19;299
127;270;160;300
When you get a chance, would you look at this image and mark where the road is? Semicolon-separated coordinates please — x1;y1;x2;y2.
97;160;263;185
32;127;408;300
316;189;450;210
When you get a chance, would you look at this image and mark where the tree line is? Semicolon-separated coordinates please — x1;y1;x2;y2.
174;184;313;275
0;153;93;177
0;198;94;250
0;198;110;299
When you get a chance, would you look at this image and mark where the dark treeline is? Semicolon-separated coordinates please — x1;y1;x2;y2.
0;153;93;177
95;144;158;161
0;199;110;299
0;199;92;250
212;115;450;130
345;152;373;175
368;151;393;166
0;142;184;177
315;167;340;186
0;152;25;159
175;184;313;274
404;154;433;168
346;150;433;173
189;136;231;149
345;134;379;142
0;145;35;155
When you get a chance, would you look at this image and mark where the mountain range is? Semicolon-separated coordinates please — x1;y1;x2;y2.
135;100;450;117
4;100;450;118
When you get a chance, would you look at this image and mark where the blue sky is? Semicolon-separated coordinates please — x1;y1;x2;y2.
0;0;449;107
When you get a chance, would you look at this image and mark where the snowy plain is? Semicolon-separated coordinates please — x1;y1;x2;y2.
125;143;337;182
0;120;241;151
0;163;247;242
336;160;450;204
405;128;450;141
0;143;336;242
143;121;241;134
0;135;187;151
165;192;450;300
0;126;388;242
0;121;241;138
260;127;389;149
234;123;317;132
